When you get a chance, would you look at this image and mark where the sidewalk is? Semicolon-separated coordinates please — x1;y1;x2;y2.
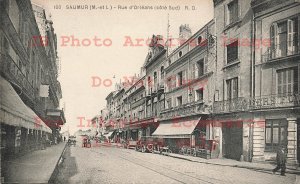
167;153;300;175
2;142;67;183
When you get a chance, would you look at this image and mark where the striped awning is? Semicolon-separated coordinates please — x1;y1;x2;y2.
0;76;52;133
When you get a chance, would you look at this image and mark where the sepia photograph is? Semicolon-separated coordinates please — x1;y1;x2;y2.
0;0;300;183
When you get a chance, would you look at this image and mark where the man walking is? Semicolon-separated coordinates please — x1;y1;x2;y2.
273;145;287;176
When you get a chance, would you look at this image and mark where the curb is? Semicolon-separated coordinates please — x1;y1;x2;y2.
168;154;300;175
48;143;68;183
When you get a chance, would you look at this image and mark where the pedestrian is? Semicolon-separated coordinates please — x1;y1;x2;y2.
273;145;287;176
41;135;46;150
64;136;66;142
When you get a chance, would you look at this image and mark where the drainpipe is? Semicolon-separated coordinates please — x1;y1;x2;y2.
249;10;256;162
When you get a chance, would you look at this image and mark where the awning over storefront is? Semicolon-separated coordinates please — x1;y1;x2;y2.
152;117;201;138
45;109;66;127
0;76;52;133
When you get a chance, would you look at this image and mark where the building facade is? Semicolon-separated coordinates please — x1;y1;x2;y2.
251;0;300;165
0;0;65;162
154;22;217;152
93;0;299;167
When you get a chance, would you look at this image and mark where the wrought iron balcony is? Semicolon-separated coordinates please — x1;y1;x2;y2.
250;93;300;110
213;97;249;113
262;42;300;63
213;94;300;113
160;100;205;120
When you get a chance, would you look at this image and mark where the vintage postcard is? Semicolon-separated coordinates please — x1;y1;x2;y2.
0;0;299;183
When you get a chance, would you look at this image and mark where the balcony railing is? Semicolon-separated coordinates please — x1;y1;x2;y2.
131;98;145;109
213;94;300;113
213;97;250;113
262;42;299;63
160;100;205;119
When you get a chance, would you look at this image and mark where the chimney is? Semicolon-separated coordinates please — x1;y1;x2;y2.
179;24;192;41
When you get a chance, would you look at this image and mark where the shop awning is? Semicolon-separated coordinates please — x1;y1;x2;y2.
0;76;52;133
152;117;201;138
45;109;66;126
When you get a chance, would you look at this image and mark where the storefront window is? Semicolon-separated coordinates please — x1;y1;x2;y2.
265;119;287;152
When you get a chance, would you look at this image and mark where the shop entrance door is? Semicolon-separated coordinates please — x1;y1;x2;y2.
222;123;243;160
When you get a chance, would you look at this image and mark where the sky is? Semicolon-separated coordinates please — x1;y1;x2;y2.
32;0;214;134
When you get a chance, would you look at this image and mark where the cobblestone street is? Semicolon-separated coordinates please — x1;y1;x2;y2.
54;144;297;184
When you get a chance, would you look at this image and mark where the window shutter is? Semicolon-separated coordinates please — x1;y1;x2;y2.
270;23;275;58
224;4;228;26
277;71;282;94
274;23;280;58
270;23;279;59
282;71;287;94
287;19;295;55
238;0;241;20
226;80;231;100
233;78;238;99
191;63;195;79
182;70;186;85
204;57;208;74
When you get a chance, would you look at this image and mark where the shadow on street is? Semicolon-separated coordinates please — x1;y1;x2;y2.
53;146;78;184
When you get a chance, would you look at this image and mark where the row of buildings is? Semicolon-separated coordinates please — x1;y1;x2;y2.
0;0;66;164
92;0;300;167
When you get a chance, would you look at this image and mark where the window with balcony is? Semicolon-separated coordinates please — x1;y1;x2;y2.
265;119;287;152
227;41;239;64
197;59;204;77
166;99;172;109
147;76;152;94
160;66;164;79
177;71;183;86
227;0;239;25
226;77;238;100
197;36;202;45
277;67;298;95
154;72;157;91
270;17;299;59
153;102;157;116
176;96;182;106
195;89;204;101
